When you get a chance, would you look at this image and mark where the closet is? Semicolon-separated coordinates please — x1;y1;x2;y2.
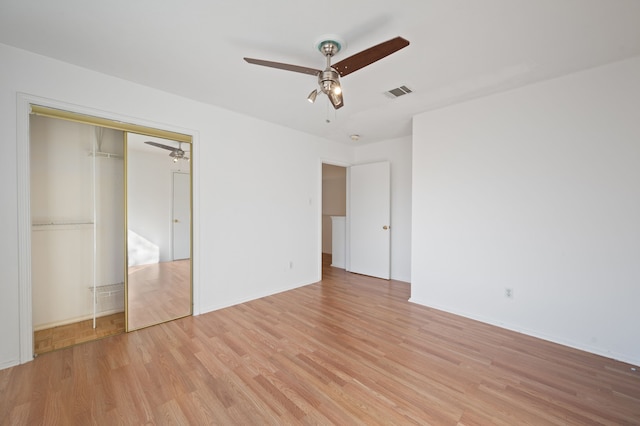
29;107;193;355
31;115;125;354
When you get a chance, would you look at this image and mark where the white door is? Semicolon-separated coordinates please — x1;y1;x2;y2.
172;172;190;260
349;161;391;279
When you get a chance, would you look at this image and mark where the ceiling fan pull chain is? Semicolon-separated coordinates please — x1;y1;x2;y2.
325;98;339;124
326;99;331;123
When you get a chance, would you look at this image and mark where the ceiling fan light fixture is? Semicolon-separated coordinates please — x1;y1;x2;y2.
307;89;318;103
328;90;344;109
169;146;188;162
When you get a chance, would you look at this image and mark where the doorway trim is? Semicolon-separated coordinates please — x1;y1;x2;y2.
16;93;200;364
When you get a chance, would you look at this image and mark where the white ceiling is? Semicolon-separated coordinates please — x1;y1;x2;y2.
2;0;640;145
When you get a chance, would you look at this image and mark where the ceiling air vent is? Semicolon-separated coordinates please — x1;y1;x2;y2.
385;85;413;98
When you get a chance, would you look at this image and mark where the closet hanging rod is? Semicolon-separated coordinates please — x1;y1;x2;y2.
32;221;95;226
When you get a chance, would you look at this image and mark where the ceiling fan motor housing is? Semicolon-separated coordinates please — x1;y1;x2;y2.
319;68;341;94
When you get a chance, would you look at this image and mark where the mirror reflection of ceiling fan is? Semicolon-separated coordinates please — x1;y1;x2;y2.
144;141;189;162
244;35;409;109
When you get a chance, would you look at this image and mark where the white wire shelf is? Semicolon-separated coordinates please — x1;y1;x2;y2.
31;221;95;231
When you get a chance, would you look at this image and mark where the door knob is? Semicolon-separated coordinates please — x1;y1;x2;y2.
383;225;389;230
174;219;179;223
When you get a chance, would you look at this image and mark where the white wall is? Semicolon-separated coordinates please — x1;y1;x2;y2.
412;56;640;365
0;43;353;369
354;136;412;283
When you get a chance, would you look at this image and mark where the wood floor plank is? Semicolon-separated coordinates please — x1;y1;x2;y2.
34;312;126;356
2;254;639;425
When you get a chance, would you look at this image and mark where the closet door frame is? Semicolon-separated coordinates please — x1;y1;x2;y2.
16;93;199;364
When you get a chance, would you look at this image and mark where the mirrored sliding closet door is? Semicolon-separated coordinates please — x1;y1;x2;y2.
125;133;192;331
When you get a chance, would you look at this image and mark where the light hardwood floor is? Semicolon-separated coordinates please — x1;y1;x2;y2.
2;255;639;425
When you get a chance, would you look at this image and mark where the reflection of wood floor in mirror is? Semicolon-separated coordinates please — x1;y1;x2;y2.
127;259;191;330
33;312;125;356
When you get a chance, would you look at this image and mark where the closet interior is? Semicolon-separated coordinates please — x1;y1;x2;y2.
31;115;125;354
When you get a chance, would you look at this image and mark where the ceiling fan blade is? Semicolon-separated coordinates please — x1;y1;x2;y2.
244;57;321;76
332;36;410;77
144;141;176;151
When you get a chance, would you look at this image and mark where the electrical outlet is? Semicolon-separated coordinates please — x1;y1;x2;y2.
505;288;514;299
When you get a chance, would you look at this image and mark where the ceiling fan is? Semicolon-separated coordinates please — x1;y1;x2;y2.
244;36;409;109
144;141;189;162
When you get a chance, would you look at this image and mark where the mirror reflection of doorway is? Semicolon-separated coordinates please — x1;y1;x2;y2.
173;172;191;260
125;133;192;331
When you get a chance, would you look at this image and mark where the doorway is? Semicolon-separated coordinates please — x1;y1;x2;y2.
321;163;347;276
320;161;392;281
